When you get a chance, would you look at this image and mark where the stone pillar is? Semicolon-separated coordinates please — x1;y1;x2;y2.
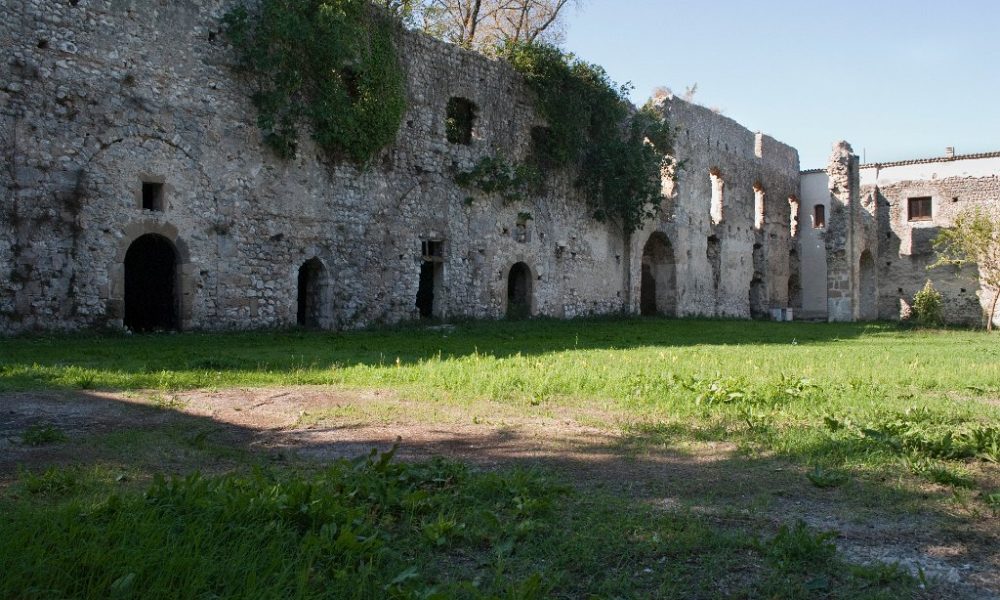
825;141;860;321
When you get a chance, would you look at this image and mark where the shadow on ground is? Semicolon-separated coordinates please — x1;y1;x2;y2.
2;388;997;599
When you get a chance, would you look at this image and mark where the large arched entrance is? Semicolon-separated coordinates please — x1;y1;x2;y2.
640;232;677;316
297;258;328;329
124;234;179;332
859;250;877;321
506;262;533;319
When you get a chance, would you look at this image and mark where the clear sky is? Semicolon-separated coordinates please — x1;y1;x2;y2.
562;0;1000;169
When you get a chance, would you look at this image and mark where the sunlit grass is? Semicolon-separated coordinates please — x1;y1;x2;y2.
3;317;998;485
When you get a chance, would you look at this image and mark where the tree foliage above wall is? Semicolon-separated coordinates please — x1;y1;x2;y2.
223;0;406;164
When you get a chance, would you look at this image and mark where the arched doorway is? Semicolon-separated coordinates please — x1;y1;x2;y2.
859;250;877;321
640;233;677;316
124;234;178;332
297;258;327;328
507;262;533;319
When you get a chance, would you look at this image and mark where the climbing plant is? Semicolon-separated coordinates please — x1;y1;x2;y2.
454;156;542;204
455;42;673;233
223;0;406;164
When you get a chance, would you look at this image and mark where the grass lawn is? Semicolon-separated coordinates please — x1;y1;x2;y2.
2;318;998;598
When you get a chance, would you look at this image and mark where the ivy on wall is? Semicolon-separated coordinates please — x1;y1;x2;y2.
454;156;541;204
223;0;406;164
458;42;674;234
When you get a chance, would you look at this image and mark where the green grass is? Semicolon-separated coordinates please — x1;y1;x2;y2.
1;450;913;600
3;318;997;597
3;318;998;480
2;318;997;397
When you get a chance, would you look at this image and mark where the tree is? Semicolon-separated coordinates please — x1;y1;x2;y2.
375;0;578;52
931;207;1000;331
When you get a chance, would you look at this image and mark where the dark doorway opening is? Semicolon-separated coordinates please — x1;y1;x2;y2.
749;274;766;319
640;232;677;316
416;262;438;318
507;262;533;319
124;234;178;332
297;258;325;328
707;235;721;293
640;263;657;316
859;250;877;321
417;241;444;319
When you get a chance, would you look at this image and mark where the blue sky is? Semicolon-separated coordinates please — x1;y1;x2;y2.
562;0;1000;169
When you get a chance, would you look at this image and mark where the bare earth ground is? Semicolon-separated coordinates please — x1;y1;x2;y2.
2;387;998;599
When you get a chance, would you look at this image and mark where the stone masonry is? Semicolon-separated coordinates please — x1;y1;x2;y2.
3;1;995;334
0;0;801;334
800;148;1000;327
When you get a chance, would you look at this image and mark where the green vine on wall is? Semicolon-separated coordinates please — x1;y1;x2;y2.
454;156;542;204
223;0;406;164
458;42;674;233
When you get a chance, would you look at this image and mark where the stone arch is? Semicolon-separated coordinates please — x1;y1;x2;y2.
122;234;180;332
506;262;535;319
859;249;878;321
640;232;677;316
297;257;332;329
110;221;194;330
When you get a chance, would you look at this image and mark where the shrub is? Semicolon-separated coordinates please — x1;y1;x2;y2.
223;0;406;164
912;280;943;326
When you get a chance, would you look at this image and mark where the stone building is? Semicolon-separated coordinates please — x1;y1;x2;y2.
799;147;1000;327
0;0;996;334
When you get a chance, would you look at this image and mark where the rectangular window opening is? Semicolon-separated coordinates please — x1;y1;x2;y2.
422;240;444;262
813;204;826;229
142;181;164;211
908;197;932;222
446;97;476;145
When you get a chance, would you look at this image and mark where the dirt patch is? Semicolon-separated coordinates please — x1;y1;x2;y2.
1;387;998;599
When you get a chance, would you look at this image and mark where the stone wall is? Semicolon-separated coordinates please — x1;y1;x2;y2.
638;99;800;319
798;151;1000;326
0;0;801;334
862;157;1000;326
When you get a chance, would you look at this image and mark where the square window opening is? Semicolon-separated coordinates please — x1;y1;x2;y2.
142;181;165;211
908;197;932;222
422;240;444;261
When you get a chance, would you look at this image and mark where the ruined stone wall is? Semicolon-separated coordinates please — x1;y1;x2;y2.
639;99;800;319
863;158;1000;326
0;0;632;333
821;142;881;322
